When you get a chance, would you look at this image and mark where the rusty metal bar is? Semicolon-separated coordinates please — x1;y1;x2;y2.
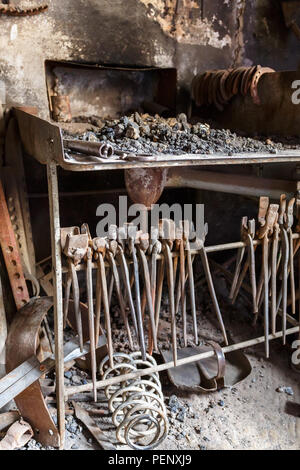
0;276;7;382
0;179;30;309
60;233;300;274
64;325;299;398
47;161;65;449
166;168;297;199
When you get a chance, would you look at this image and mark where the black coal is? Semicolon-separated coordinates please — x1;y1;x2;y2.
64;113;299;155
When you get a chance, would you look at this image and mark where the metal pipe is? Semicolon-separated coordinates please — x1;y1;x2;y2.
47;161;65;449
60;233;300;273
65;325;300;398
166;168;296;199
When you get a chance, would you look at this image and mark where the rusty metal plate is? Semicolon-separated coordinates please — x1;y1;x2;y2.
0;179;30;310
125;168;167;208
14;108;64;165
161;344;252;393
6;297;60;447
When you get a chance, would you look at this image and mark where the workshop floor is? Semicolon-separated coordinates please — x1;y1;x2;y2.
160;342;300;450
22;270;300;451
55;320;299;451
157;273;300;451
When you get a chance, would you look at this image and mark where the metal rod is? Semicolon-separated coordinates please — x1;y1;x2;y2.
29;189;127;198
167;168;297;200
65;326;300;398
262;236;270;358
107;251;133;349
200;247;228;345
130;238;147;361
155;257;165;331
60;234;300;274
179;240;187;346
186;240;198;345
116;248;138;337
271;226;279;334
138;247;158;352
98;255;114;368
94;267;102;345
86;249;97;402
47;161;65;449
163;243;177;365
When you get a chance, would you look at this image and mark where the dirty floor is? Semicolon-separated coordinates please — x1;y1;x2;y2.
21;268;300;451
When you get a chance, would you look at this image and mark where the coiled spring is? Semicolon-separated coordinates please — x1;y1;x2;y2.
100;352;169;450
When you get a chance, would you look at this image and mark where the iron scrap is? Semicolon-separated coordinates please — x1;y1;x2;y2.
0;3;48;16
192;66;275;110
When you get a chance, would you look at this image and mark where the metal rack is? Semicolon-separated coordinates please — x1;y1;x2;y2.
14;108;300;449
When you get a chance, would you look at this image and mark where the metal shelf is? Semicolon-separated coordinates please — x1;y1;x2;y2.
14;107;300;449
15;108;300;172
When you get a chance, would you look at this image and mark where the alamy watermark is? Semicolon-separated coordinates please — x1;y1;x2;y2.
96;196;205;248
0;80;6;104
291;339;300;366
291;80;300;104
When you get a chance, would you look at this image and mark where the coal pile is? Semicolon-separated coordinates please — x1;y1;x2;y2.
63;113;297;156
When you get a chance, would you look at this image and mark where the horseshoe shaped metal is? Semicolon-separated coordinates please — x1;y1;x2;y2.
6;297;60;448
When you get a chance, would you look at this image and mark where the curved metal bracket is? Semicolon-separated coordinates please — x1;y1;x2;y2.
6;297;60;448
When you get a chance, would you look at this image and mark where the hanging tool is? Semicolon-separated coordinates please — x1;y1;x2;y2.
173;228;182;286
245;218;258;318
229;218;247;301
160;219;177;365
286;197;296;315
60;227;78;327
278;195;289;345
81;224;97;402
137;232;158;353
175;247;196;316
154;249;165;332
116;226;139;338
127;225;147;361
178;228;187;347
276;195;295;344
107;226;133;350
255;198;272;309
271;216;280;335
196;223;229;346
257;200;279;357
181;220;198;346
61;229;88;352
296;189;300;353
230;217;258;319
148;228;161;354
93;237;114;368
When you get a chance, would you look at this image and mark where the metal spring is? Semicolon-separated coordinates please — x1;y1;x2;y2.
100;352;169;450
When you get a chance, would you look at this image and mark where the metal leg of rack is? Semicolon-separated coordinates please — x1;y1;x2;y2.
47;161;65;449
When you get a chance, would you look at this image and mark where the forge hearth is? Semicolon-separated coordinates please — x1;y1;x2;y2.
1;1;300;452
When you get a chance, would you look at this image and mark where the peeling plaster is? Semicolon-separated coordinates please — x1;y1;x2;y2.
0;0;237;116
139;0;231;48
0;14;76;111
232;0;246;66
153;40;174;67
